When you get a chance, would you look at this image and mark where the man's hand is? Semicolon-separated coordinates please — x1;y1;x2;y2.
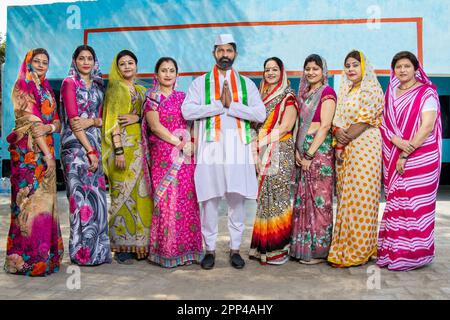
221;80;232;108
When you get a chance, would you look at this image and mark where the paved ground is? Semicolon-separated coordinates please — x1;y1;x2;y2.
0;187;450;300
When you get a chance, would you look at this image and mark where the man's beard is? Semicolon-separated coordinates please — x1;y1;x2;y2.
216;56;235;70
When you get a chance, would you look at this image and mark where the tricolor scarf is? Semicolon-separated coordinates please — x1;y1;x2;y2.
204;65;252;144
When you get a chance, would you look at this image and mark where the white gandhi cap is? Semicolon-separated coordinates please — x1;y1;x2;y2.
214;34;236;46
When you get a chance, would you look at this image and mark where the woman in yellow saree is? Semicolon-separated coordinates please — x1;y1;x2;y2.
328;50;384;268
102;50;153;264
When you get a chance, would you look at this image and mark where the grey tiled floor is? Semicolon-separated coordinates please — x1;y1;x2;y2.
0;188;449;300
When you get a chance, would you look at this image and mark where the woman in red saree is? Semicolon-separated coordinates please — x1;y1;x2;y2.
377;51;442;271
249;57;299;265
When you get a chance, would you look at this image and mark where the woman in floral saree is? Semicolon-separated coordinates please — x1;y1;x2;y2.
290;54;336;264
4;48;64;276
60;45;112;266
102;50;153;264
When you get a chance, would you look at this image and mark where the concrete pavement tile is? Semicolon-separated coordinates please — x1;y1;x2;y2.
1;191;450;300
0;288;28;299
404;286;449;298
439;287;450;297
360;294;397;300
394;293;419;299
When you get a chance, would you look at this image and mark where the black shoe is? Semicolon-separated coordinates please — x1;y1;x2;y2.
114;252;134;265
201;253;215;270
230;253;245;269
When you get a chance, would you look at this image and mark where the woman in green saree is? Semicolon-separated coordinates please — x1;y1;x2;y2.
102;50;153;264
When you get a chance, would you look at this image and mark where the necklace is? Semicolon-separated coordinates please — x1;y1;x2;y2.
399;80;418;90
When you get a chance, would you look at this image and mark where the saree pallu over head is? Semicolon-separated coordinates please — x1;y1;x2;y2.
327;51;384;268
59;54;104;126
101;54;147;177
4;49;63;276
257;65;298;194
377;63;441;271
8;49;58;148
204;65;252;144
295;55;330;154
102;54;153;257
59;51;112;266
334;50;384;130
381;63;442;199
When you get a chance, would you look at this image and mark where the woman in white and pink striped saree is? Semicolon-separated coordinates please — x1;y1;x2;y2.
378;51;442;271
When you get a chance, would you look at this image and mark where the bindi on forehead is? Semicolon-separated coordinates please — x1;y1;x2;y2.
160;63;175;69
78;51;93;59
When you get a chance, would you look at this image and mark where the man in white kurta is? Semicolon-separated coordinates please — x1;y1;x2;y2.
181;34;266;269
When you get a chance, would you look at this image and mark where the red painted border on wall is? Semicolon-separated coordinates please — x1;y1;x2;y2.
83;18;423;78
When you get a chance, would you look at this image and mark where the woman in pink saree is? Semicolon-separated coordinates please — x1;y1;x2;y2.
142;57;203;268
378;51;442;271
